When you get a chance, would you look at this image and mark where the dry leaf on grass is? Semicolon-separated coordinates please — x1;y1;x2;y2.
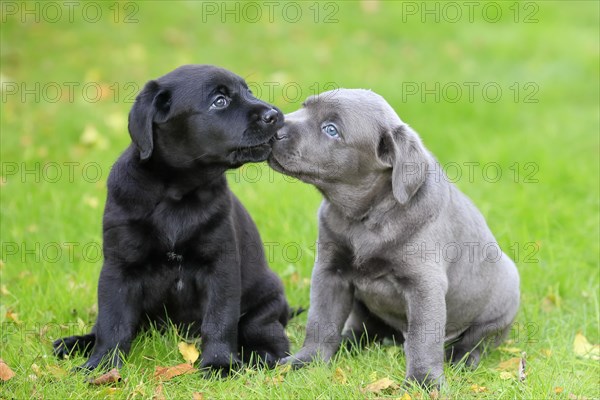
88;368;122;385
399;392;413;400
498;346;521;354
573;332;600;360
178;342;200;365
0;359;16;381
333;367;347;384
30;363;42;377
496;357;520;371
499;371;513;380
540;348;552;357
192;392;204;400
276;363;292;375
470;384;487;393
363;377;400;393
46;365;67;379
5;309;21;324
265;375;284;385
153;383;165;400
568;394;591;400
99;387;119;397
555;387;564;394
154;363;195;381
360;0;380;14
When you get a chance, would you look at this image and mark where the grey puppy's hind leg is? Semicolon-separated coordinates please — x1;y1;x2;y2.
445;317;514;368
342;300;404;349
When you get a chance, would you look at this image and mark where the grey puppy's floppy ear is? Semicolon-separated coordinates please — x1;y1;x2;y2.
128;80;172;162
377;125;430;205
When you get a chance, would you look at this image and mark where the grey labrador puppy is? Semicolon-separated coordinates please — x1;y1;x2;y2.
268;89;520;387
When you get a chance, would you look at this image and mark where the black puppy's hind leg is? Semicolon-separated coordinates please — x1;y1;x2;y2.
78;269;143;371
238;295;290;368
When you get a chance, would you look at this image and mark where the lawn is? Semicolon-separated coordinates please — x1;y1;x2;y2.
1;1;599;399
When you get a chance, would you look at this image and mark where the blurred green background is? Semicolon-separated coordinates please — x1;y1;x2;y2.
1;1;598;399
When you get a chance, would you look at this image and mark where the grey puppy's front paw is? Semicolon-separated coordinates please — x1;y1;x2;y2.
280;346;329;369
404;370;445;390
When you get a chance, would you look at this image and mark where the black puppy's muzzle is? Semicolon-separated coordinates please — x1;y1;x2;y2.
262;108;279;125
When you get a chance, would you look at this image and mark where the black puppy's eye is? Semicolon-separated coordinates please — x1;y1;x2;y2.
211;95;229;109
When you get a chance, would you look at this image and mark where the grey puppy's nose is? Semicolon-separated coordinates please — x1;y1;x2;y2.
262;108;279;124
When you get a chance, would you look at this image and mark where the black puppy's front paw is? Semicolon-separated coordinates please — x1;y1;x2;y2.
279;346;329;369
200;356;243;379
53;333;96;359
72;351;123;374
53;337;76;359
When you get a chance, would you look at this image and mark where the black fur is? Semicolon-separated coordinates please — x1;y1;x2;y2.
53;65;291;375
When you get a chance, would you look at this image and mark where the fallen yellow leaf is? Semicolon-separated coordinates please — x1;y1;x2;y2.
498;346;521;354
46;365;67;379
555;387;564;394
364;377;399;393
496;357;520;371
360;0;380;14
5;309;21;324
80;124;100;146
83;195;99;209
277;363;292;375
178;342;200;365
540;348;552;357
265;375;284;385
192;392;204;400
499;371;513;380
333;367;347;384
31;363;42;377
100;387;119;397
573;332;600;360
470;384;487;393
400;392;413;400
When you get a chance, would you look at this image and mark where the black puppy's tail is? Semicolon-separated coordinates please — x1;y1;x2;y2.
53;333;96;359
288;307;306;320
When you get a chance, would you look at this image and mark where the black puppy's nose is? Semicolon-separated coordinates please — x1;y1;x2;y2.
262;108;279;125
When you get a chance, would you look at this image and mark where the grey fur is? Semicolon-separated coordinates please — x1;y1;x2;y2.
268;89;520;387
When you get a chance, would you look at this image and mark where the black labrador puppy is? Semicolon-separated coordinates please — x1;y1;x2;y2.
53;65;291;374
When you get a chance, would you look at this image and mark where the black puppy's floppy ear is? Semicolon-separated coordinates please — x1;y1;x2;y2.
378;125;430;205
128;80;172;162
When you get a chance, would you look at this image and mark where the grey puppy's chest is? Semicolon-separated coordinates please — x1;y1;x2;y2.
338;221;412;330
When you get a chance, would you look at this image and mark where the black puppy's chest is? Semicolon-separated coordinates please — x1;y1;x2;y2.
145;190;227;267
152;197;203;250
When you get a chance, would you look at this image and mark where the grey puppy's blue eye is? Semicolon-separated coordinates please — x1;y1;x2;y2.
211;95;229;109
322;124;339;138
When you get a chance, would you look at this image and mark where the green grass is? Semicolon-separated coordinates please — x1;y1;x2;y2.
1;1;598;399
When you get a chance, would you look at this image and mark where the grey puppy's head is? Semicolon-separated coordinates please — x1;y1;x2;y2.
269;89;432;213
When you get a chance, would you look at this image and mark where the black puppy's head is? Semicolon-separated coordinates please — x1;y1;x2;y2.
128;65;283;168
